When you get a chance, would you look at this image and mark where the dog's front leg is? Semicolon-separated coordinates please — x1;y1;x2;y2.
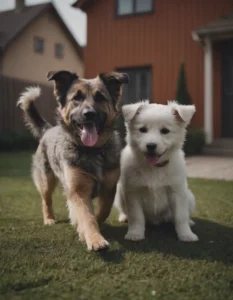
96;168;120;225
170;185;198;242
124;191;145;241
65;166;109;251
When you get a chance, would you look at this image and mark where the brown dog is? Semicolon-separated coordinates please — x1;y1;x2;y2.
18;70;129;251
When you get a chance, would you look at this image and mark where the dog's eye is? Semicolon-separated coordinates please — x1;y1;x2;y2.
73;90;85;102
94;92;105;103
139;126;148;133
160;128;170;134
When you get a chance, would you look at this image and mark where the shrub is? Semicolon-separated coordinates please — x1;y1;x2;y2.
175;62;205;155
0;130;37;151
176;62;192;105
184;127;205;156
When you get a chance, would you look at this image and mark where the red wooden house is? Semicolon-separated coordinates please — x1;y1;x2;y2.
73;0;233;145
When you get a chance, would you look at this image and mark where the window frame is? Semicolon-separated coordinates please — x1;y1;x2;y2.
115;0;154;18
116;65;152;104
55;43;64;59
33;36;44;54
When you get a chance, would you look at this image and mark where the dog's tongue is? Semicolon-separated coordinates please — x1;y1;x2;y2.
81;124;98;147
146;154;159;165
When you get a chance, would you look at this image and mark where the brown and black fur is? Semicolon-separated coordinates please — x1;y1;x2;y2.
18;70;129;251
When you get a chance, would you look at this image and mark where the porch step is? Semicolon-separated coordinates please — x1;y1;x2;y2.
203;138;233;157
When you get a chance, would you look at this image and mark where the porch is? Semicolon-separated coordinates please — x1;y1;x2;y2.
193;13;233;153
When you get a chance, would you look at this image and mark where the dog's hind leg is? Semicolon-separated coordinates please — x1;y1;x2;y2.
113;180;128;223
96;168;120;225
169;186;198;242
33;169;57;225
188;189;196;227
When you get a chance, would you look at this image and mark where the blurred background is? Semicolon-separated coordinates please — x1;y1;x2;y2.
1;0;233;156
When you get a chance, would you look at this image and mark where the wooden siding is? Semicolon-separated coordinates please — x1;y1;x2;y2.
0;75;55;133
83;0;233;134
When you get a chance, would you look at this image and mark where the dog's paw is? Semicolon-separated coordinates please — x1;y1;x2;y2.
119;213;128;223
178;232;199;242
189;219;195;227
125;231;145;241
87;236;109;251
44;218;56;225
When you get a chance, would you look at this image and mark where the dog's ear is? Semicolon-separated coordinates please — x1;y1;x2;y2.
99;72;129;110
172;103;196;126
47;70;78;107
122;102;145;123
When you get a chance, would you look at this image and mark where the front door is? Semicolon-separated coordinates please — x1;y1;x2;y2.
222;39;233;137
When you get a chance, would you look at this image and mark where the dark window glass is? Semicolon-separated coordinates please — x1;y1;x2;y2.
34;37;44;53
117;0;153;16
117;67;151;104
55;43;64;58
136;0;153;13
118;0;133;15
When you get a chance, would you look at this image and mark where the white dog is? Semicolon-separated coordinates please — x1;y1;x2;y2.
114;101;198;242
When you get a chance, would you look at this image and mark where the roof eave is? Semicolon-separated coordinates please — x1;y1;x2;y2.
50;5;83;60
0;3;83;60
192;26;233;41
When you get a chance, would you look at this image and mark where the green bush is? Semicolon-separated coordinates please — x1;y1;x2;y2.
0;130;37;151
184;127;205;156
176;62;192;105
175;62;205;155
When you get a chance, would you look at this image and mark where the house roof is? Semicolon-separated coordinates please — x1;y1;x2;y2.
72;0;94;11
0;3;83;58
193;13;233;39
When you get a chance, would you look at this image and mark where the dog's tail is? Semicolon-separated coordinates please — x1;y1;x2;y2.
17;86;52;139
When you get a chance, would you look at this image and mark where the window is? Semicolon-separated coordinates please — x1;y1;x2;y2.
118;0;133;15
117;67;151;104
117;0;153;16
34;37;44;53
55;43;64;59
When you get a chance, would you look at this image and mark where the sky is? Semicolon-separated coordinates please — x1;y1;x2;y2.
0;0;87;46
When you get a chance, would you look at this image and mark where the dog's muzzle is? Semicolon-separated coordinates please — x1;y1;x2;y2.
83;108;97;122
145;145;167;166
71;108;107;147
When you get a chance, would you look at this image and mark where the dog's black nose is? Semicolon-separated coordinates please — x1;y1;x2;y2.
146;143;157;152
83;109;97;121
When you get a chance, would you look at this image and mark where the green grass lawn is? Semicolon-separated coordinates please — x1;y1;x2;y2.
0;152;233;300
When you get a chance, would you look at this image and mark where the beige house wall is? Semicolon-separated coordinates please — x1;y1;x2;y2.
2;10;84;84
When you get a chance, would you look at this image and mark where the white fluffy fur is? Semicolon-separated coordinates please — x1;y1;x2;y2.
67;200;79;227
114;101;198;242
17;86;41;110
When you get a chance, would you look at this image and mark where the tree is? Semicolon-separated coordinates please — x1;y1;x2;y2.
175;62;192;105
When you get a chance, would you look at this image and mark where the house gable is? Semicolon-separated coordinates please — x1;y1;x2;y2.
1;7;84;83
0;3;83;59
